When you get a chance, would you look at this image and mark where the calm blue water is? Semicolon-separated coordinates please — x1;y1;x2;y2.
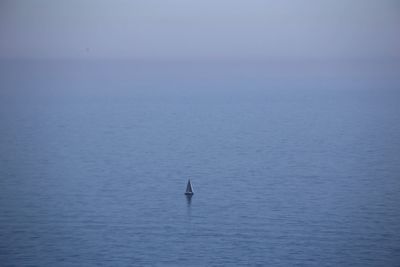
1;61;400;266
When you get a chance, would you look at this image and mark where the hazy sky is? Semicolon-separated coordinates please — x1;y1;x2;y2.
0;0;399;60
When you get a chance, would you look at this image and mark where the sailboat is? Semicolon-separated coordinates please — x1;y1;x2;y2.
185;179;194;195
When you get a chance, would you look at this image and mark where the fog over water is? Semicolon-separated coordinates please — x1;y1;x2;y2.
1;0;399;61
1;1;400;266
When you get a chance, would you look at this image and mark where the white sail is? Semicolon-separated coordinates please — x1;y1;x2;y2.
185;179;194;195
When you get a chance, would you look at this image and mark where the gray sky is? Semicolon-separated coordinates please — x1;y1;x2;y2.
0;0;399;60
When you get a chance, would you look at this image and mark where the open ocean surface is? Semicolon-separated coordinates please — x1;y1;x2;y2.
1;61;400;266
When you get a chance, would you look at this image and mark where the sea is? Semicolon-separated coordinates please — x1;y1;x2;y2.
0;60;400;266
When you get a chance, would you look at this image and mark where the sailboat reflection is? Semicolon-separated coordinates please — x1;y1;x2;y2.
185;194;192;206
